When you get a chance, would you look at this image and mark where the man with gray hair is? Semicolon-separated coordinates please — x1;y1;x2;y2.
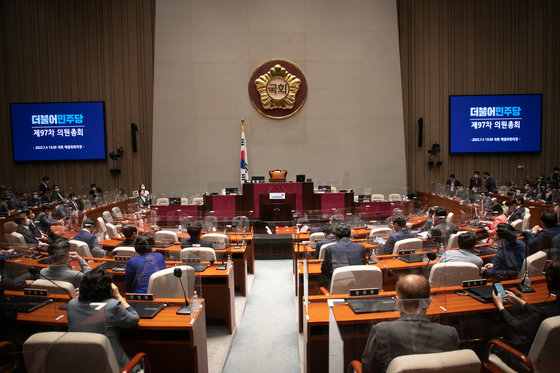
321;223;366;279
40;239;91;288
361;275;459;373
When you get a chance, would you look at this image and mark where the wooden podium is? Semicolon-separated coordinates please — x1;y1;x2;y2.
258;193;296;222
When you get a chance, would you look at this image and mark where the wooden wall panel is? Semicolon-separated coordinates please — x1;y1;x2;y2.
0;0;154;196
398;0;560;193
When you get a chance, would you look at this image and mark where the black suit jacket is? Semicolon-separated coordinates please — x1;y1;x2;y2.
16;225;39;245
507;206;525;223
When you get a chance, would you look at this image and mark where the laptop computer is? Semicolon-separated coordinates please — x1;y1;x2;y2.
398;254;425;263
466;285;520;303
2;295;53;313
129;302;166;318
346;296;397;314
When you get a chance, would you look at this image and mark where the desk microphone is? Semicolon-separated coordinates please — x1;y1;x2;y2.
423;252;438;275
28;267;74;309
173;268;190;315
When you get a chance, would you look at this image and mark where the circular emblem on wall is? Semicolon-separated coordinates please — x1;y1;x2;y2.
248;59;308;120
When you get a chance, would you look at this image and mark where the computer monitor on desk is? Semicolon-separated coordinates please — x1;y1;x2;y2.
251;176;265;183
225;188;238;195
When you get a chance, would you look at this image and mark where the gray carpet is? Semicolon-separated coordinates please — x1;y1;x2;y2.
222;259;300;373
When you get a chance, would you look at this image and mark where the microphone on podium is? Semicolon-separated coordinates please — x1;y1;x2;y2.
173;267;190;315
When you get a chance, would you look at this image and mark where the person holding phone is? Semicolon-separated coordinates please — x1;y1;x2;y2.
492;260;560;353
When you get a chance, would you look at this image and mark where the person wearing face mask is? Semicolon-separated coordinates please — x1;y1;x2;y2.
483;171;498;194
40;238;91;289
27;191;42;207
89;183;103;199
14;213;49;248
484;203;508;243
469;170;483;192
52;184;64;202
23;209;45;241
482;223;526;279
36;204;64;241
550;166;560;189
139;184;150;196
68;193;80;212
360;275;459;373
72;218;107;258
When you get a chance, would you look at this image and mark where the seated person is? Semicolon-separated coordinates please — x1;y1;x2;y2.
0;195;12;215
492;260;560;354
40;239;91;288
23;209;46;242
14;213;49;249
116;224;138;248
528;210;560;254
420;206;437;231
181;220;211;248
0;247;36;290
321;223;366;280
35;204;64;241
505;197;525;224
67;269;139;371
454;185;470;202
72;218;106;258
27;191;42;207
380;214;414;255
125;234;165;293
313;223;335;259
482;223;525;280
439;232;483;271
484;203;508;242
429;207;456;246
361;275;459;373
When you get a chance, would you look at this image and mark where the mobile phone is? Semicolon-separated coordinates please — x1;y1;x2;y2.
492;281;508;301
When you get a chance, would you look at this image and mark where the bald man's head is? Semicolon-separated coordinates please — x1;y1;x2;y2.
395;275;431;314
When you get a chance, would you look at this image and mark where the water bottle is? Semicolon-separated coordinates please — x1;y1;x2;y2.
227;254;232;270
190;291;200;315
439;243;444;255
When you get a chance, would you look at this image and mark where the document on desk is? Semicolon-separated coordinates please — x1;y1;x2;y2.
346;296;397;314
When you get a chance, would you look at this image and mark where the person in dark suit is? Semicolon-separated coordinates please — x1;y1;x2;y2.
72;218;106;258
14;213;49;248
180;220;211;248
523;183;538;201
116;224;138;248
38;176;49;195
41;188;54;203
528;210;560;254
380;215;415;255
23;209;44;241
67;193;80;212
89;183;103;199
321;223;366;280
492;260;560;354
27;191;42;207
445;173;462;196
361;275;459;373
505;198;525;224
135;188;150;208
313;223;336;259
52;184;64;202
429;207;456;246
35;204;63;241
0;195;11;215
67;269;139;371
469;170;483;192
483;171;498;194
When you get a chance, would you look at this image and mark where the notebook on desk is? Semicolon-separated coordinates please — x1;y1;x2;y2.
346;296;397;314
129;302;166;318
2;295;53;313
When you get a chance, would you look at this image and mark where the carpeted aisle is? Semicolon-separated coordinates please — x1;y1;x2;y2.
222;259;300;373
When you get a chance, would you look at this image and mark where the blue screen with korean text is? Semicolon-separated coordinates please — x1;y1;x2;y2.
449;94;541;153
11;102;106;161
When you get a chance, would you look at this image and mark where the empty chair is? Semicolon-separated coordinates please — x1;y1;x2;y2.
392;238;423;255
388;193;402;202
3;221;17;242
330;186;337;193
156;197;169;206
446;231;471;250
428;262;480;288
96;217;108;241
203;215;218;231
180;247;216;262
147;265;195;298
522;213;532;231
68;240;92;258
111;206;123;218
221;188;226;195
29;279;77;296
102;211;113;223
8;231;25;244
518;251;547;278
309;232;326;243
154;230;178;243
510;219;523;232
498;186;509;195
192;197;203;205
180;197;189;205
483;315;560;373
201;233;229;250
105;223;121;238
318;242;337;260
371;194;385;201
328;265;383;295
23;331;148;373
446;212;454;223
368;227;393;238
111;246;138;259
232;216;250;232
385;349;481;373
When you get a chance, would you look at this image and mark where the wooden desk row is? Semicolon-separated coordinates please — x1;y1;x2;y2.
4;290;208;373
303;276;553;373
